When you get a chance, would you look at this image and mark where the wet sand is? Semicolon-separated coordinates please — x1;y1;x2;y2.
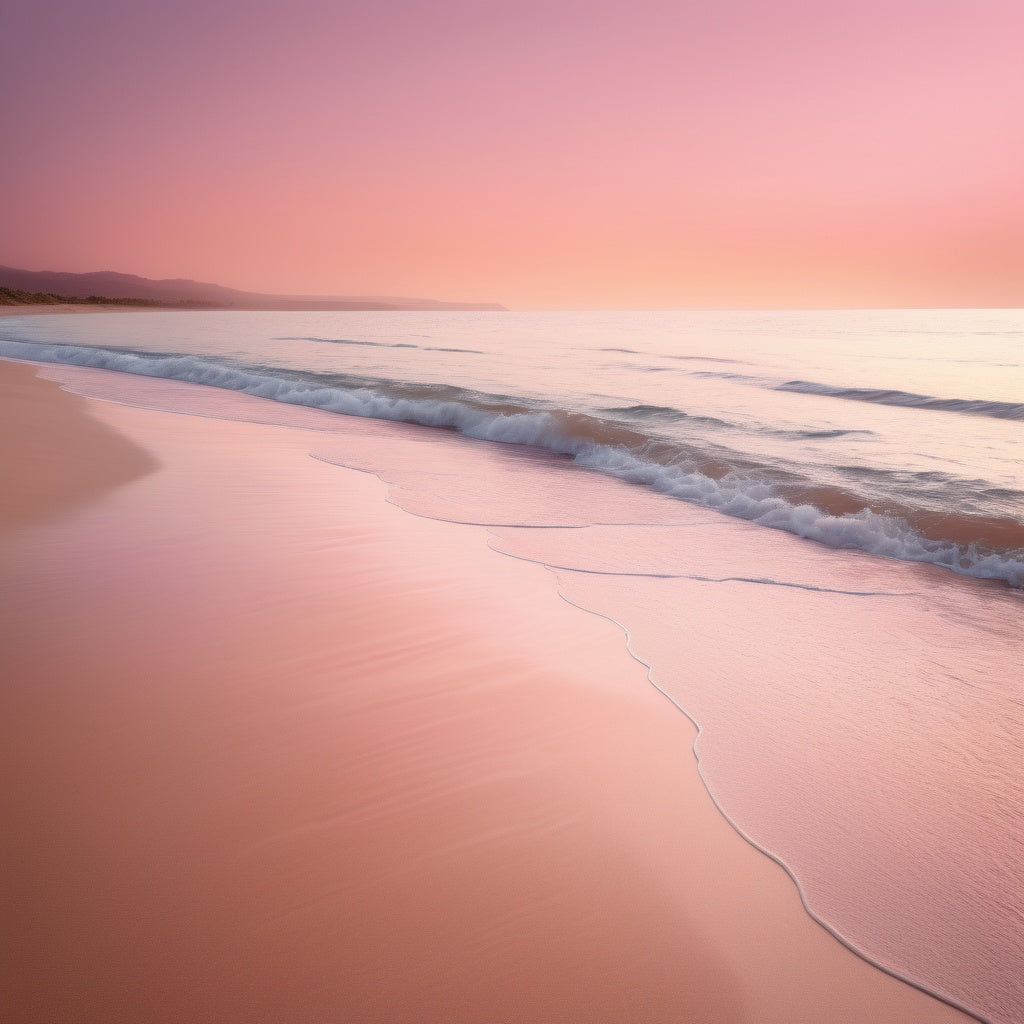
0;359;973;1023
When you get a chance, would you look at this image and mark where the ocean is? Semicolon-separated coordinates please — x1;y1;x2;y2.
1;308;1021;1022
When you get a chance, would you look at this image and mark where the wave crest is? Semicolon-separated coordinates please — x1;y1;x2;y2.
2;337;1021;587
778;380;1024;422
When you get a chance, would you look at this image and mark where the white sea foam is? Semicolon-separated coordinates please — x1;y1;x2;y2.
2;337;1022;587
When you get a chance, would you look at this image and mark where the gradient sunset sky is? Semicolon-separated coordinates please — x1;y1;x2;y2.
3;0;1022;309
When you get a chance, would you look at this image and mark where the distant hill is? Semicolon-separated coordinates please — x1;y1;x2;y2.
0;286;205;308
0;266;506;312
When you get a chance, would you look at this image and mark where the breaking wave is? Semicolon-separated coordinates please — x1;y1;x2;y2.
778;381;1024;421
689;370;1024;423
2;336;1022;587
600;404;731;429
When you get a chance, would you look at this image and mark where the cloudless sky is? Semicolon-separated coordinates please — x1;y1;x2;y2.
2;0;1022;308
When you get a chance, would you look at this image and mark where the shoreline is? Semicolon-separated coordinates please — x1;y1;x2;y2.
1;358;975;1022
561;592;992;1023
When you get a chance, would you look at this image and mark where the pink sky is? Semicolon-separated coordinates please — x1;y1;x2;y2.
3;0;1022;308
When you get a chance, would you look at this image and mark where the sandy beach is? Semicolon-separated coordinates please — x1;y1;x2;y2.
6;0;1021;1015
0;357;975;1023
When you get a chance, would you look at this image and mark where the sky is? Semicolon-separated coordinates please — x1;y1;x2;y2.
2;0;1023;309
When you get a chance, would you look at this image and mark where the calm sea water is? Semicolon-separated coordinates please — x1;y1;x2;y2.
2;309;1021;1021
